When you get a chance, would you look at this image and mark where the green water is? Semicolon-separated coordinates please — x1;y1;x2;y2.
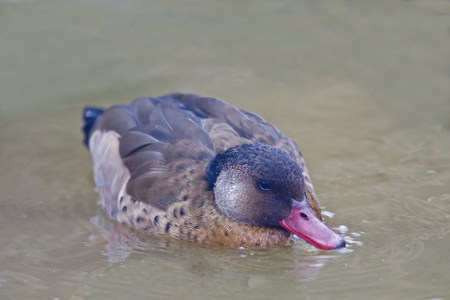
1;1;449;299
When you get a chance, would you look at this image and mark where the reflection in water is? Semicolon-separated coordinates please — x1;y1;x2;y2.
90;211;148;264
90;207;356;278
84;207;357;298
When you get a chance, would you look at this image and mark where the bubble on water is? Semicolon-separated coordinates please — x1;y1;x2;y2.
321;210;335;218
336;225;348;233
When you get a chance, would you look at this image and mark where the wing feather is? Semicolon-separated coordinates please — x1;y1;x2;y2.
90;93;307;212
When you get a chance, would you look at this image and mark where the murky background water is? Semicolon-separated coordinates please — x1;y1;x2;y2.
1;0;449;299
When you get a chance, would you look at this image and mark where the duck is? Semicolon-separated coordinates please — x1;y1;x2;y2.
82;93;345;250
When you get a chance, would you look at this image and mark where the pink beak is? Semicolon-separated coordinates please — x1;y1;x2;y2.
279;200;346;250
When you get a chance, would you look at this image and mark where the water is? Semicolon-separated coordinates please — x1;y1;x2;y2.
1;0;449;299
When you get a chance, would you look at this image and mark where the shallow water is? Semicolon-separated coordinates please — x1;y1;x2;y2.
1;0;450;299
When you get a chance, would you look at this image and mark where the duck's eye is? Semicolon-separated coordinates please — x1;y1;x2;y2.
258;181;271;191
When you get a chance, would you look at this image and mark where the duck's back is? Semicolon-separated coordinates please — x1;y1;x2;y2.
84;93;317;245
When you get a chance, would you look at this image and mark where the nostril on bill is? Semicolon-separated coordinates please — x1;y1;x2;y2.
300;212;309;220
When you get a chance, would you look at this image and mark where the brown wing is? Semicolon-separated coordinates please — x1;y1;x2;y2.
90;93;315;214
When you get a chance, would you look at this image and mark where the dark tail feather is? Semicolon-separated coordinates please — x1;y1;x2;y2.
82;107;104;148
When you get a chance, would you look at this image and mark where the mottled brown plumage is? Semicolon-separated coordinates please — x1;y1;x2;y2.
83;93;345;249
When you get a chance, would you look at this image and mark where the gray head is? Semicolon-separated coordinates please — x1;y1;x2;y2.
206;143;305;227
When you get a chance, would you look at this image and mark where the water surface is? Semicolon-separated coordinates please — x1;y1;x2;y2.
1;1;449;299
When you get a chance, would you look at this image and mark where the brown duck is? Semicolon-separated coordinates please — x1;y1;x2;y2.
82;93;345;249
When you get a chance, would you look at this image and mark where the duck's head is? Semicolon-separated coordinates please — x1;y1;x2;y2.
206;143;345;250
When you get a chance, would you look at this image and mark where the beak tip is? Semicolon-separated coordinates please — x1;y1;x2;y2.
279;200;347;251
333;237;346;250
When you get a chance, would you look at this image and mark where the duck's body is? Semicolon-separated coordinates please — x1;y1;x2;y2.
83;93;345;249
